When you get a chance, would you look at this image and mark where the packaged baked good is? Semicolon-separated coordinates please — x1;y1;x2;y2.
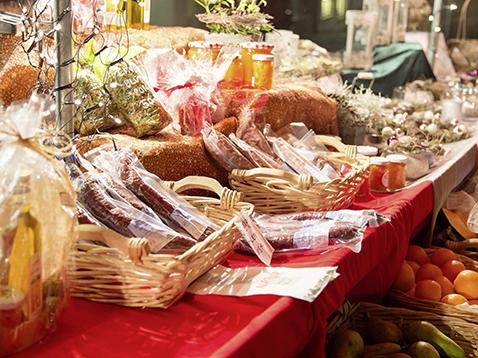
228;133;282;169
0;96;76;355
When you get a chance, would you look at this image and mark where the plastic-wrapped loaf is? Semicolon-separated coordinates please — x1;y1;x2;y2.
104;60;172;137
0;96;76;355
74;69;116;136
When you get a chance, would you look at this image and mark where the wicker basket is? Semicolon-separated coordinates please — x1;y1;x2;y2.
327;301;478;357
70;176;254;308
229;135;369;214
389;249;478;325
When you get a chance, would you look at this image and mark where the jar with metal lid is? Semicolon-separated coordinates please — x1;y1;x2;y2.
187;41;224;62
384;154;407;191
369;157;389;193
241;42;274;88
252;54;274;90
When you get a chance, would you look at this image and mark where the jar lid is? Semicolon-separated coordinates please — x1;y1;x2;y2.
241;42;274;49
358;145;378;157
188;41;224;48
252;54;274;61
387;154;408;164
370;156;388;165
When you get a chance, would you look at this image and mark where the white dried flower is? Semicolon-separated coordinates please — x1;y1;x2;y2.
426;123;439;135
382;126;395;137
398;135;413;145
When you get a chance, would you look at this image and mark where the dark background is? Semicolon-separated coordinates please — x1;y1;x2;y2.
1;0;477;51
150;0;478;51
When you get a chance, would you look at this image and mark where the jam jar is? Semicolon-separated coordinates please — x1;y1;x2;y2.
369;157;389;193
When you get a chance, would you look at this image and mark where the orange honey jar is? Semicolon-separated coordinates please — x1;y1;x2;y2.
222;55;244;89
384;154;407;191
240;42;274;88
369;157;389;193
252;54;274;90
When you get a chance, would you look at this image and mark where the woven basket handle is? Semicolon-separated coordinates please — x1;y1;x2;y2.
77;224;151;263
231;167;314;190
168;175;244;210
314;135;358;160
446;238;478;251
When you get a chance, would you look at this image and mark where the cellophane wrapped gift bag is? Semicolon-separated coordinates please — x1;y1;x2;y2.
0;96;77;355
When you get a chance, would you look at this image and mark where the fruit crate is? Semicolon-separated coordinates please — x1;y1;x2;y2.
390;248;478;325
327;302;478;357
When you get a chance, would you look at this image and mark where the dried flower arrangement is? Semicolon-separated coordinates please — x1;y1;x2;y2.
195;0;273;36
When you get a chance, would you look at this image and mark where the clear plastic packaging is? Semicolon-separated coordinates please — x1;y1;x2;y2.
91;149;220;241
73;170;196;253
236;209;389;255
0;97;76;355
229;133;283;169
271;137;335;182
137;48;233;135
202;123;254;172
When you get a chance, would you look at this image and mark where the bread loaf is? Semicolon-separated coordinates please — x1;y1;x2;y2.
77;117;238;184
222;84;338;135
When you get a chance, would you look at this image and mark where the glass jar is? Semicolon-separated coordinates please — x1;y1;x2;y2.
369;157;389;193
222;55;244;89
252;54;274;90
384;154;407;191
187;41;224;62
241;42;274;88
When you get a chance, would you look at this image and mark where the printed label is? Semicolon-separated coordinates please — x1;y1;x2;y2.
234;211;274;266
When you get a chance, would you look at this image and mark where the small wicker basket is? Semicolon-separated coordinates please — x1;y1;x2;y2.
389;249;478;325
229;135;369;214
327;301;478;357
70;176;254;308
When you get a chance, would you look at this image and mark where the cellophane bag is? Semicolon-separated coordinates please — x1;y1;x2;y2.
66;157;197;253
137;48;232;136
0;96;77;355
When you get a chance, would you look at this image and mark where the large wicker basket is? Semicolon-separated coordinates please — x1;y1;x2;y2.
327;302;478;357
70;176;254;308
229;135;369;214
389;249;478;325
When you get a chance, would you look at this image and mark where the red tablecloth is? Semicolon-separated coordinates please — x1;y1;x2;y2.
18;182;433;358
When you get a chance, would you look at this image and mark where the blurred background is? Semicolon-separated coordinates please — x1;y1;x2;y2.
1;0;477;51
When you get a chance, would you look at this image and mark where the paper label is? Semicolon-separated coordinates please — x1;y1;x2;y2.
234;211;274;266
188;265;339;302
325;209;379;228
292;221;331;249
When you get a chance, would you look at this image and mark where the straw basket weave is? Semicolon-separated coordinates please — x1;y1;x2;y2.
390;249;478;325
327;301;478;357
229;135;369;214
70;176;254;308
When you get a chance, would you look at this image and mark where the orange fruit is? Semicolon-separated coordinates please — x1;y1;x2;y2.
454;270;478;299
392;262;415;292
441;260;466;282
431;248;457;267
415;263;443;281
436;276;455;296
415;280;442;301
407;261;420;273
406;245;429;266
441;293;468;305
406;285;416;297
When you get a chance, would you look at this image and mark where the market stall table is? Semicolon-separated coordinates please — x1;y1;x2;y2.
18;182;433;358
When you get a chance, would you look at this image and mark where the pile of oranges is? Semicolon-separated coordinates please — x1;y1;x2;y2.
393;246;478;305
